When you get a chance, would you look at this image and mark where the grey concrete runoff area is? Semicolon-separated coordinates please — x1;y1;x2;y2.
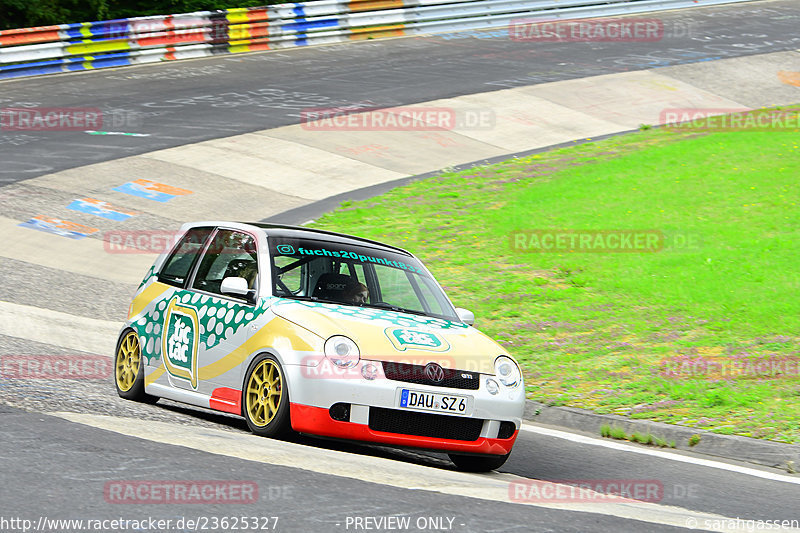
1;1;800;532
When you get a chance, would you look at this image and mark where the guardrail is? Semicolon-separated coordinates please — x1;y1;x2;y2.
0;0;757;80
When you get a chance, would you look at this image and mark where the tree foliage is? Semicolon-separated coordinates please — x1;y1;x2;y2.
1;0;282;30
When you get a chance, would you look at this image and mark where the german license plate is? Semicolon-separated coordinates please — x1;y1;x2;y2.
399;389;468;414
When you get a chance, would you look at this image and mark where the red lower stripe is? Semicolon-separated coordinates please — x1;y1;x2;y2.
210;387;241;415
290;403;517;455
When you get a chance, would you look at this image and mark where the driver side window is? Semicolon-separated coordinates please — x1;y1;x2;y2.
192;229;258;299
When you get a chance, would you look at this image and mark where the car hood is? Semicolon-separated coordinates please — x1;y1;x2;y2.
271;300;503;374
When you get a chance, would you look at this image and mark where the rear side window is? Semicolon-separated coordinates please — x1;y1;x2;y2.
158;227;213;287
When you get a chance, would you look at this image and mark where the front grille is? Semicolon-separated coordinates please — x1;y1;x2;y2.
382;362;480;390
368;407;483;441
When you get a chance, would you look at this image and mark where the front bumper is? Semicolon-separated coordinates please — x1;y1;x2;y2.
284;359;525;455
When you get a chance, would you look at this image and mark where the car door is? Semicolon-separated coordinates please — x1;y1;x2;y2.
146;226;214;391
179;228;260;392
155;227;260;394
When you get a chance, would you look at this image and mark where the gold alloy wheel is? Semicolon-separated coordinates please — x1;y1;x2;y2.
115;331;140;392
246;359;283;427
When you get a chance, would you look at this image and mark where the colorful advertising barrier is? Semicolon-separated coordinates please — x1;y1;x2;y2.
0;0;757;80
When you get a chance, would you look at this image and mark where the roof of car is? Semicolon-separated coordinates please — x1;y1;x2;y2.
241;222;412;255
246;223;409;254
179;221;410;255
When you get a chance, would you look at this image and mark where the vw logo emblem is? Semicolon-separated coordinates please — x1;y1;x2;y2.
424;362;445;383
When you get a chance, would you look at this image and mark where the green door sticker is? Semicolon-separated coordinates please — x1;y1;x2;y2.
162;297;199;388
386;328;450;352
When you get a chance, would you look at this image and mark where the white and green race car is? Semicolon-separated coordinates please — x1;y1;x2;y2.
115;221;525;472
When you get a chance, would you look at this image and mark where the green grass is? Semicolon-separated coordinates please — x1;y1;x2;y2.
600;424;674;448
310;117;800;443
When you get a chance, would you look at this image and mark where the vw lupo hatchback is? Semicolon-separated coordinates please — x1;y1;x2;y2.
115;222;525;471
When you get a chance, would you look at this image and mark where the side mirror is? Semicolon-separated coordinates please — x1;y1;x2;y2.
455;307;475;326
221;277;255;303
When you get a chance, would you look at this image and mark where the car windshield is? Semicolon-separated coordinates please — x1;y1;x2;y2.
268;236;459;321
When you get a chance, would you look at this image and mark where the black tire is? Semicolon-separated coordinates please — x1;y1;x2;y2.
448;452;510;472
114;329;158;403
242;354;292;438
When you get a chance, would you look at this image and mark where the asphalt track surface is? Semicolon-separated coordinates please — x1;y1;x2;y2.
3;405;681;533
2;0;800;184
2;1;800;531
2;390;799;532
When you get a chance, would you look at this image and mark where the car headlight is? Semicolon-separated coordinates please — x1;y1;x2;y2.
324;336;360;368
495;356;521;388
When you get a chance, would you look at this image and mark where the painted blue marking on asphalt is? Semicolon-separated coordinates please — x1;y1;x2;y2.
113;182;175;202
67;199;134;221
17;218;92;239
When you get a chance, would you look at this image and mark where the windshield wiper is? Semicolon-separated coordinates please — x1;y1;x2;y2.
362;302;428;316
279;295;433;317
